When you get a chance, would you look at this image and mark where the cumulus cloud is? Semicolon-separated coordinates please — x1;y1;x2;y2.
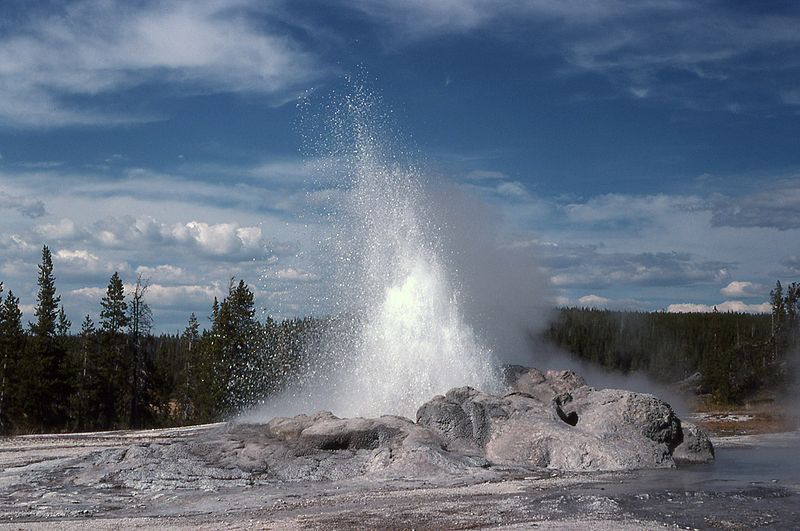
36;218;80;240
69;286;106;300
83;216;267;259
578;294;609;307
70;282;218;310
667;300;771;314
0;0;323;127
169;221;264;257
720;280;765;298
135;264;188;283
710;180;800;230
54;248;129;277
0;192;46;218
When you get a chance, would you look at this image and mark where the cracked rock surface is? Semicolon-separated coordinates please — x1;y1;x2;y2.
70;366;714;491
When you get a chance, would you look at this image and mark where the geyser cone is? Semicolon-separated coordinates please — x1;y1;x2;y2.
256;80;501;420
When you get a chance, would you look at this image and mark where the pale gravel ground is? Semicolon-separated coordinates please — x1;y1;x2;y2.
1;425;797;530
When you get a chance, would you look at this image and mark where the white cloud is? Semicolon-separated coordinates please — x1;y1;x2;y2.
710;178;800;230
169;221;264;257
69;282;221;312
135;264;187;283
545;248;730;289
563;193;702;227
0;0;323;127
720;281;765;298
578;294;609;307
69;286;106;300
140;283;222;309
667;300;771;314
54;248;128;276
554;295;571;306
0;191;46;218
36;218;79;240
573;294;645;310
495;180;530;199
56;249;99;262
273;267;316;281
0;258;32;278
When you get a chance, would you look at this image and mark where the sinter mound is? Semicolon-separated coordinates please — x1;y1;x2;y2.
86;366;713;489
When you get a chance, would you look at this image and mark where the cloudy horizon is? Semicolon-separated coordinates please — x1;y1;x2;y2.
1;0;798;332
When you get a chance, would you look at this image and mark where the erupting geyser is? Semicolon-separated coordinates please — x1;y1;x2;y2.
256;79;501;420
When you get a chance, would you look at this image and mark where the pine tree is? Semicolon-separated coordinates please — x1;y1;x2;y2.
785;282;799;342
770;280;787;362
0;289;24;434
31;246;60;338
214;279;263;417
101;272;127;334
177;313;200;421
56;306;71;337
98;272;128;428
24;246;68;430
193;280;264;420
70;315;97;431
128;274;152;428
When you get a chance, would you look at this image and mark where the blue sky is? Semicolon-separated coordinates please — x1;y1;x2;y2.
0;0;799;332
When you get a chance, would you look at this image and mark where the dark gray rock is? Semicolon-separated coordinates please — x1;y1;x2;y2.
673;421;715;464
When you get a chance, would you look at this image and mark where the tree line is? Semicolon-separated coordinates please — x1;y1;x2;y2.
0;246;313;435
2;245;797;433
544;280;800;404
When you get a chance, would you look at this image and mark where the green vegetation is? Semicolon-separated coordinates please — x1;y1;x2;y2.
0;246;313;435
1;245;797;434
544;280;799;404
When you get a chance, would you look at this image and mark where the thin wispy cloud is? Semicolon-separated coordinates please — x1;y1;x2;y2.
0;0;323;127
349;1;800;110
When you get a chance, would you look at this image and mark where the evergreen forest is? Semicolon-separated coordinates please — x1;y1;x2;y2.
0;245;797;435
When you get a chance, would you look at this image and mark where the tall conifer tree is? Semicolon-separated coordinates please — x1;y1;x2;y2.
0;289;24;433
99;272;128;428
24;246;68;430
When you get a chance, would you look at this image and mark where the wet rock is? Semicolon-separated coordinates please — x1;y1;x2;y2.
419;366;713;470
80;366;713;487
504;365;586;403
417;385;679;471
673;421;715;464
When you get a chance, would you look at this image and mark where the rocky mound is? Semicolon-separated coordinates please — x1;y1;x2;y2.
418;366;713;471
84;367;713;489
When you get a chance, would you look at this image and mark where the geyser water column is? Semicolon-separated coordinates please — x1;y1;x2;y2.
294;79;501;419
